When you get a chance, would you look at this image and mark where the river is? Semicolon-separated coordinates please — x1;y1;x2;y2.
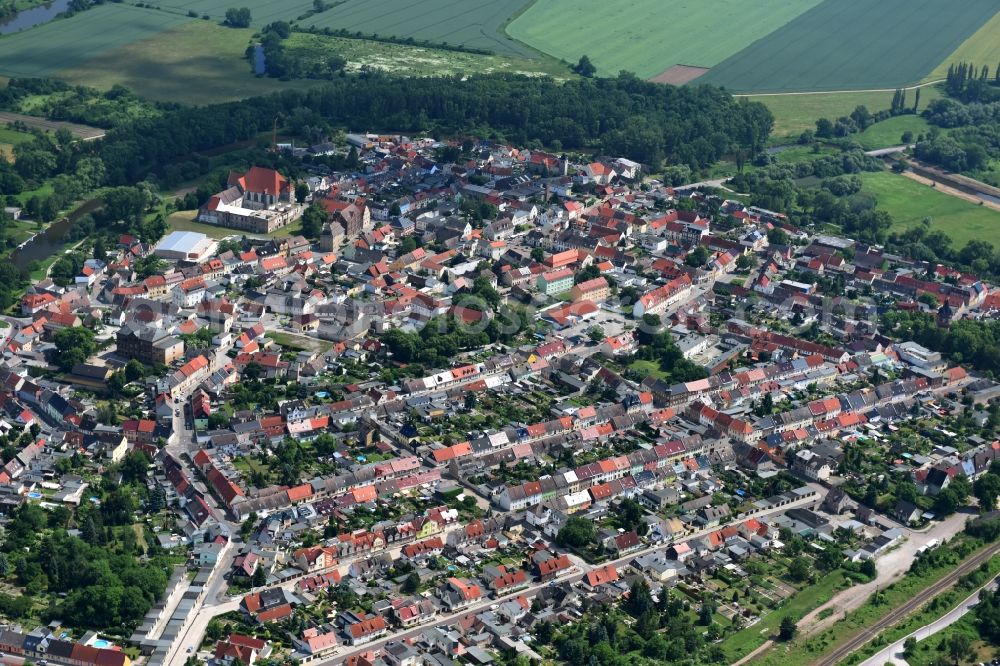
10;198;101;270
0;0;70;34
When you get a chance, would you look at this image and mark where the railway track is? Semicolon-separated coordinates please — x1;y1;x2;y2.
813;542;1000;666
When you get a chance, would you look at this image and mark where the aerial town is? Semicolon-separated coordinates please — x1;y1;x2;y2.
1;132;1000;666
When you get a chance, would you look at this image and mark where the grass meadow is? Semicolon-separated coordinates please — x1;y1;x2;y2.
860;170;1000;249
747;86;942;139
856;115;932;150
284;32;568;79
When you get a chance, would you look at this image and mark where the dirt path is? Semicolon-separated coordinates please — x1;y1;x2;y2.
733;79;945;98
901;170;1000;213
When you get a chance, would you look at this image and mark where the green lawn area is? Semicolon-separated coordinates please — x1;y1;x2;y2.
628;359;668;380
265;331;334;353
699;0;999;92
7;218;40;245
166;210;243;240
749;85;943;139
857;115;932;150
309;0;535;57
15;180;53;206
508;0;822;79
860;170;1000;248
284;32;568;79
925;8;1000;82
0;126;34;146
720;569;850;662
55;20;322;106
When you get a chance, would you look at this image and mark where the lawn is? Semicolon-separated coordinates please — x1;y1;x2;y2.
628;359;668;380
748;86;943;139
860;170;1000;249
308;0;535;57
699;0;1000;92
925;8;1000;83
54;20;321;105
0;4;192;78
284;32;568;79
507;0;821;79
166;210;243;240
0;126;34;145
168;209;305;240
857;115;932;151
265;331;334;353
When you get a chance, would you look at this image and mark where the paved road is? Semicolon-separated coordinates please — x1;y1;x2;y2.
859;577;999;666
164;540;239;666
865;144;915;157
814;541;1000;666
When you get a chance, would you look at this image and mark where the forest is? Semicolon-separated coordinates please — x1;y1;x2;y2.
85;72;772;185
909;64;1000;177
0;449;174;634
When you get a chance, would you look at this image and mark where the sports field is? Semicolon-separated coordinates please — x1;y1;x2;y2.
860;170;1000;248
308;0;536;57
698;0;1000;92
507;0;821;79
0;3;191;77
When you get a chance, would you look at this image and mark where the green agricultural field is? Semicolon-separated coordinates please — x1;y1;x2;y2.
926;8;1000;82
284;32;567;79
507;0;821;79
307;0;535;57
55;20;320;105
860;170;1000;249
699;0;1000;92
139;0;315;26
856;115;931;151
0;4;192;78
747;86;942;139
